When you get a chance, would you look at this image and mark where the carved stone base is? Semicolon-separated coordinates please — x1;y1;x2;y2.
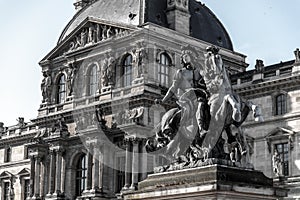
81;189;111;200
123;164;288;200
100;86;113;100
133;77;144;85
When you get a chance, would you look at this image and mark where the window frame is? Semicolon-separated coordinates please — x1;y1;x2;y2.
0;171;14;200
75;154;87;197
274;142;289;176
115;155;126;193
275;93;287;115
273;92;287;116
87;64;99;96
56;74;67;104
122;54;133;87
4;147;12;163
158;53;171;87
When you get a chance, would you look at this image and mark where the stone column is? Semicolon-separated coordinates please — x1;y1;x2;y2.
140;140;148;180
47;150;56;195
130;139;140;190
54;149;63;195
40;161;45;198
92;146;100;191
61;155;66;194
98;145;104;191
85;148;93;191
124;140;132;189
29;156;35;197
101;143;110;192
34;156;41;197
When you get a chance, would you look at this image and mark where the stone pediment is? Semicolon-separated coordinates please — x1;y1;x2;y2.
0;171;13;180
17;168;30;177
42;17;136;61
266;127;295;139
265;127;295;152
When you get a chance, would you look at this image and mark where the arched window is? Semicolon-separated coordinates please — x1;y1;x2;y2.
158;53;171;86
122;54;133;87
57;74;66;104
75;154;87;197
275;94;287;115
87;64;99;95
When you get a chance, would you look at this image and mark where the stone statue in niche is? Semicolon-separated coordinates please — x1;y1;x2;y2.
80;28;88;47
255;59;264;72
146;45;263;172
101;52;115;87
272;148;282;176
67;63;77;96
96;24;101;42
41;71;52;103
101;25;108;40
16;117;26;127
134;42;148;77
52;116;69;137
88;24;95;44
0;122;5;133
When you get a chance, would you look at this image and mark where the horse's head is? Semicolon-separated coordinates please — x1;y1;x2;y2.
204;46;223;74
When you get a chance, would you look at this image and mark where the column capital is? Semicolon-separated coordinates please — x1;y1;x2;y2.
50;146;65;155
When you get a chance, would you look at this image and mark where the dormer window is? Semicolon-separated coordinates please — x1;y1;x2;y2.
57;74;66;104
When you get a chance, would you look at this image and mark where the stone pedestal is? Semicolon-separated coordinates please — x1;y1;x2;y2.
123;164;288;200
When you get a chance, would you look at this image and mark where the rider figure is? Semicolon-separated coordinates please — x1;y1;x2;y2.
156;47;210;137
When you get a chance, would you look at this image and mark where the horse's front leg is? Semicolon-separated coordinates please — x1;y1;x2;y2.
224;94;241;122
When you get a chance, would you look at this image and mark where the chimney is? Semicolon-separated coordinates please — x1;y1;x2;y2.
166;0;191;35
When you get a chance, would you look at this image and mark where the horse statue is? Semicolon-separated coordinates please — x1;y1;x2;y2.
146;46;263;171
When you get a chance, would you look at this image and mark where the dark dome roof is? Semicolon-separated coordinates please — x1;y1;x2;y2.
58;0;233;50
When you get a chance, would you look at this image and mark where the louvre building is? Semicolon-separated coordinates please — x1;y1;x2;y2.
0;0;300;199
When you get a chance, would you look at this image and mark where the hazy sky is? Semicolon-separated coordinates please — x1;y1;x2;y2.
0;0;299;126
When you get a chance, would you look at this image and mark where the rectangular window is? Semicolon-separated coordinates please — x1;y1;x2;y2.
24;179;30;200
116;156;125;193
275;94;287;115
275;143;289;176
4;182;10;200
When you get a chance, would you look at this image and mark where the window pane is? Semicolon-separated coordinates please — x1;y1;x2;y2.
275;143;289;176
275;94;286;115
158;53;171;86
24;179;30;200
123;55;133;87
88;65;98;95
76;155;87;197
57;75;66;104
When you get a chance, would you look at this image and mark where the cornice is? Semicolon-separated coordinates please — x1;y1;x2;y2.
0;159;30;169
0;132;36;148
234;75;300;98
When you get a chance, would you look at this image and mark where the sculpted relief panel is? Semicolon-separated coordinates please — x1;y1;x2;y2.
68;21;131;53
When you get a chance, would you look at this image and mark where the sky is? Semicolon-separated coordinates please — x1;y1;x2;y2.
0;0;299;126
